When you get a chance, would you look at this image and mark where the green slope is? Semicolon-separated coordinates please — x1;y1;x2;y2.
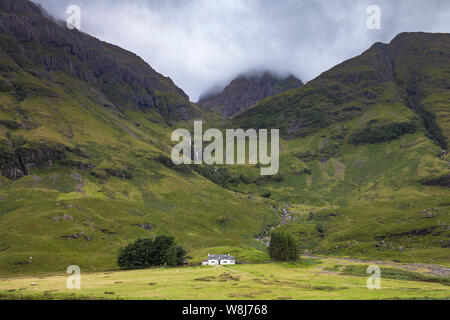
0;0;448;275
226;33;450;264
0;1;279;275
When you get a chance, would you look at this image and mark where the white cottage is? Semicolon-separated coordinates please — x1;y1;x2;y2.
202;254;236;266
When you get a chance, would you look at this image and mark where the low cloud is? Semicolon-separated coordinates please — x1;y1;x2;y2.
33;0;450;101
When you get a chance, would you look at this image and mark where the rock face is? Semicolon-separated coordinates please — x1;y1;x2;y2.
0;145;65;179
0;0;193;121
198;72;303;117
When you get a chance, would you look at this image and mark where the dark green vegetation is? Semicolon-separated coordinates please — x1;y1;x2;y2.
0;0;448;276
269;231;299;262
350;120;418;144
117;235;187;269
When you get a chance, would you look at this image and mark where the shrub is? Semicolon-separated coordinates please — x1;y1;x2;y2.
274;174;284;182
315;223;325;238
193;165;232;186
239;174;254;185
261;191;272;198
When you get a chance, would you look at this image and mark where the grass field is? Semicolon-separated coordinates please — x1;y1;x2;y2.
0;257;448;300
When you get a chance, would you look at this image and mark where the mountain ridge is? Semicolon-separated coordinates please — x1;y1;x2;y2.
234;32;450;150
0;0;193;120
198;71;303;117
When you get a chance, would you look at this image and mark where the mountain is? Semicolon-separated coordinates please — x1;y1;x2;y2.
0;0;192;120
235;33;450;148
198;72;303;117
0;0;448;275
226;32;449;262
0;0;200;180
0;0;278;275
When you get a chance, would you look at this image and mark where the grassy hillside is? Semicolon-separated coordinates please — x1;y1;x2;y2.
0;53;280;275
223;33;450;264
0;0;281;276
0;0;448;276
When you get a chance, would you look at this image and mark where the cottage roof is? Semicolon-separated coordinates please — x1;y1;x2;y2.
208;254;235;260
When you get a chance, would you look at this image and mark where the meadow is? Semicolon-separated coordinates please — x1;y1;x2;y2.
0;257;448;300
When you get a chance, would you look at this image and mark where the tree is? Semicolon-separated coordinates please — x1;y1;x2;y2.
117;235;187;269
151;235;176;265
176;246;187;265
164;245;178;267
117;238;154;269
269;231;299;262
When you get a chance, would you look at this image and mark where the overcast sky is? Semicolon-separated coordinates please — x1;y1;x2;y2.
33;0;450;101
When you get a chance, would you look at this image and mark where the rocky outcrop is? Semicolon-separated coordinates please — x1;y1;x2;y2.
198;72;303;117
0;145;64;179
0;142;96;180
421;173;450;188
135;223;153;231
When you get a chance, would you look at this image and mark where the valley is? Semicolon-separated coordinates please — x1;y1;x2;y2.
0;0;448;290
